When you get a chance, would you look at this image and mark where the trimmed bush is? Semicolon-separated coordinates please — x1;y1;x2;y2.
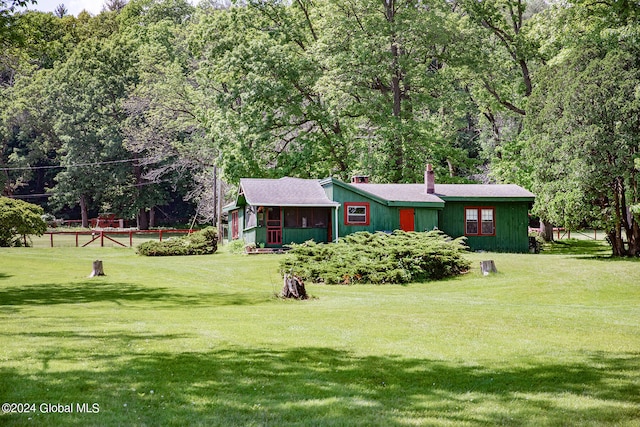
0;197;47;247
137;227;218;256
280;230;470;284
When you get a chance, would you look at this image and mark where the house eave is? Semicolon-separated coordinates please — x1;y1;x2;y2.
387;201;445;208
321;177;389;205
249;203;340;208
222;203;238;213
439;196;535;203
322;177;445;207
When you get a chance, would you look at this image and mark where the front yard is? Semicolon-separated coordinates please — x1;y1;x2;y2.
0;242;638;426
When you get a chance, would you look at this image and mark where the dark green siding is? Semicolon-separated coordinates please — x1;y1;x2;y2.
283;228;330;245
244;228;256;244
331;183;439;237
415;209;439;232
438;201;530;252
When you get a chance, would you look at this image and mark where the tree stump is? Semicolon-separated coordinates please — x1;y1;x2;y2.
89;260;105;277
281;273;308;299
480;260;497;276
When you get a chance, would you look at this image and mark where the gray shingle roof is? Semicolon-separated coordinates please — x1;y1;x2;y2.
236;178;534;209
349;183;534;201
434;184;535;199
348;183;444;203
240;177;339;207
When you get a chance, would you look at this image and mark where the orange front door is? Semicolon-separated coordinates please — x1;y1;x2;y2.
399;209;415;232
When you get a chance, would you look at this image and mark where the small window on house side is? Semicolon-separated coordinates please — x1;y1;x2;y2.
245;206;257;228
465;207;495;236
465;208;478;235
481;208;494;235
344;202;370;225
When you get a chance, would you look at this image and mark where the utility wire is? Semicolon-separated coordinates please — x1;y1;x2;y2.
6;179;172;199
0;157;156;172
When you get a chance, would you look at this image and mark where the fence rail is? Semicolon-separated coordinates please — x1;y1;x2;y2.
44;229;195;248
551;228;608;241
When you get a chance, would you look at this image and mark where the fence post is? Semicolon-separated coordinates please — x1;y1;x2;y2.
50;233;53;247
129;230;133;247
159;230;163;241
100;231;104;247
76;232;79;247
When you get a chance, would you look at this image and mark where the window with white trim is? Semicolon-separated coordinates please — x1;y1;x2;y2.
465;207;495;236
344;202;370;225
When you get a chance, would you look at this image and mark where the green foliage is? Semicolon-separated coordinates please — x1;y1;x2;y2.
137;226;217;256
0;196;47;246
225;238;247;255
0;0;35;45
525;37;640;256
280;230;470;284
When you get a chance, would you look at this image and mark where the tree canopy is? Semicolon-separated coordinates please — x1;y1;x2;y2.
1;0;640;255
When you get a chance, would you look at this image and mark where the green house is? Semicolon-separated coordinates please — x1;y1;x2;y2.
225;169;535;252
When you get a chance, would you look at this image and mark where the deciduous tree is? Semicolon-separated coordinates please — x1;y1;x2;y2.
525;36;640;256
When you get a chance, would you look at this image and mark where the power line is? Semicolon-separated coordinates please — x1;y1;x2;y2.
6;179;173;199
0;157;156;172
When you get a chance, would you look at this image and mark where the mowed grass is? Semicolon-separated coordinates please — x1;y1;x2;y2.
0;240;639;426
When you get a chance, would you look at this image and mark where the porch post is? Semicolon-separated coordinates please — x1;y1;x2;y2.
334;205;340;242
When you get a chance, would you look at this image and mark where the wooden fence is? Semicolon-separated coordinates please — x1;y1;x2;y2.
553;228;606;241
44;229;194;248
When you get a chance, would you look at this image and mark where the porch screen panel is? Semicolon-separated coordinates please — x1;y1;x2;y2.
312;208;329;228
284;208;330;228
284;208;298;228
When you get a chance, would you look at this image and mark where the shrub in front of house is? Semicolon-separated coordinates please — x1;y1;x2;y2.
280;230;470;284
137;227;218;256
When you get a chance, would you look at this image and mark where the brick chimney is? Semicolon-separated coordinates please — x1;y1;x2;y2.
351;175;369;184
425;164;435;194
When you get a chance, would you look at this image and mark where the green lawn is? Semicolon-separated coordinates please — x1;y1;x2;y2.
0;242;639;426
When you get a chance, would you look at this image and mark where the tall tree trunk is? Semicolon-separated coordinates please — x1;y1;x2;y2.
138;208;149;230
611;182;625;256
385;0;406;182
628;220;640;257
390;41;404;182
80;194;89;228
2;167;13;196
608;230;625;257
611;178;630;257
540;221;554;242
149;207;156;228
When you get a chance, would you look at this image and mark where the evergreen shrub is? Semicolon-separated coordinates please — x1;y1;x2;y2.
280;230;470;284
137;227;218;256
0;197;47;247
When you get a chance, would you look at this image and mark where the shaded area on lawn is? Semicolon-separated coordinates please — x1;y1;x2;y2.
0;283;271;307
1;346;638;426
542;239;612;257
